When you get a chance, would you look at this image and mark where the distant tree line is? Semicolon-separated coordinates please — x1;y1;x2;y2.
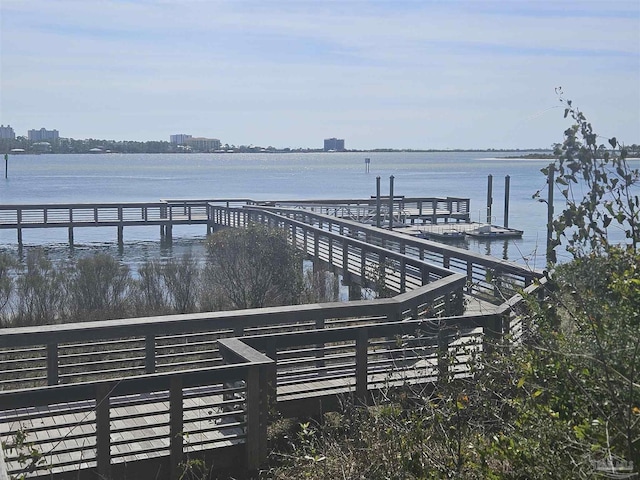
0;137;185;154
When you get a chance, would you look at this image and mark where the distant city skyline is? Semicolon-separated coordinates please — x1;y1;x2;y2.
1;1;638;150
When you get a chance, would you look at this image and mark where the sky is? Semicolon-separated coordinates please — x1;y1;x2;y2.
0;0;638;150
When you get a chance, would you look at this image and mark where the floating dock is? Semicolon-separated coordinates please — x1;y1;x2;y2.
394;222;523;241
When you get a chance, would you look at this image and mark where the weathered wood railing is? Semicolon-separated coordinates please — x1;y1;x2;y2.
0;200;250;245
0;307;524;479
0;199;545;479
0;278;467;478
258;197;471;224
0;341;273;478
209;204;539;302
209;206;463;294
241;313;503;406
0;276;465;390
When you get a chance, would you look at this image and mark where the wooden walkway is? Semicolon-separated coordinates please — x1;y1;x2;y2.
0;196;476;247
0;201;542;479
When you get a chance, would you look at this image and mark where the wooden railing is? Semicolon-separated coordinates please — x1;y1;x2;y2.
0;341;273;477
0;276;465;390
258;196;471;223
209;205;539;302
0;199;545;479
0;307;532;479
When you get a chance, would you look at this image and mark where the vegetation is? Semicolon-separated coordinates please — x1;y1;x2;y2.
0;226;339;327
204;224;304;310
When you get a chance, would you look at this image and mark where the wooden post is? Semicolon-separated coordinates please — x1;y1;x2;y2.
466;262;474;293
388;175;394;230
421;265;429;285
504;175;510;228
315;316;326;372
437;324;449;381
348;283;361;301
376;176;381;228
47;343;58;385
145;335;155;374
355;329;369;404
170;376;184;480
483;315;502;357
96;383;111;479
342;243;349;278
486;174;493;224
246;366;261;471
313;231;319;260
546;164;555;264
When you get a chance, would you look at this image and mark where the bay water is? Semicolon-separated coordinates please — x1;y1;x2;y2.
0;151;610;270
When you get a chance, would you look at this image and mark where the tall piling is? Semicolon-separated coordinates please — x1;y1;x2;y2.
388;175;394;230
504;175;510;228
546;164;555;263
376;176;381;228
486;174;493;224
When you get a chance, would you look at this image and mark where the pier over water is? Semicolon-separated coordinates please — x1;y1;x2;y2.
0;198;540;479
0;195;521;247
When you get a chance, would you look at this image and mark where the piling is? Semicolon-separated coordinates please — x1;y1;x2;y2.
348;283;362;301
504;175;510;228
376;176;381;228
546;164;555;263
388;175;394;230
486;174;493;224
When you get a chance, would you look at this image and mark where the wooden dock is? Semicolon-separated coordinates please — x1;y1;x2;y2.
0;202;541;479
0;196;521;248
395;222;523;241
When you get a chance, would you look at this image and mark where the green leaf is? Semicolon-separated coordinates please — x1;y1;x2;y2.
516;377;525;388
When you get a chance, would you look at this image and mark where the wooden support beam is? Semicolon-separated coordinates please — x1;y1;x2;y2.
246;366;261;471
47;343;58;385
145;335;156;374
96;383;111;479
170;376;184;480
355;329;369;404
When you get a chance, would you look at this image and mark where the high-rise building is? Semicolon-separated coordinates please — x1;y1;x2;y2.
170;134;192;144
0;125;16;140
185;137;221;152
28;128;59;142
324;138;345;152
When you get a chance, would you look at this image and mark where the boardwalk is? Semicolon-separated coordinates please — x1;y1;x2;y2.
0;200;543;479
0;196;476;246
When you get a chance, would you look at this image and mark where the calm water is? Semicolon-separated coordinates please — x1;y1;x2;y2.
0;151;608;269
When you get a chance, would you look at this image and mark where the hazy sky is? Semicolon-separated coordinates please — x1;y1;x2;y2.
1;0;638;149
